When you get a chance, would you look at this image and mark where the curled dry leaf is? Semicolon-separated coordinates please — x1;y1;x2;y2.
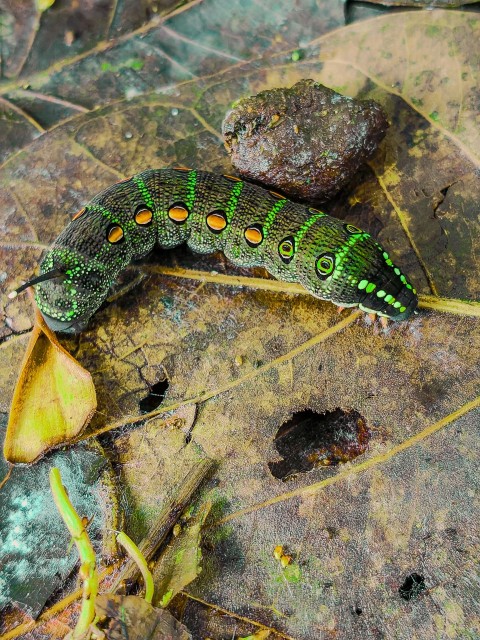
4;303;96;464
95;594;192;640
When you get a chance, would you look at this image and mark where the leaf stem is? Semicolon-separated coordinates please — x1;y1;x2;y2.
49;467;98;639
116;532;154;604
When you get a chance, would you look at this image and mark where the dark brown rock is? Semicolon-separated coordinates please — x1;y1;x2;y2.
222;79;389;201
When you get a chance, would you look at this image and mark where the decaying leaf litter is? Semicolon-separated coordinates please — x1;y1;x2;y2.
0;4;479;640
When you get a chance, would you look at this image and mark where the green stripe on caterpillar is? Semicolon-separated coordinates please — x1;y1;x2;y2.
13;168;418;333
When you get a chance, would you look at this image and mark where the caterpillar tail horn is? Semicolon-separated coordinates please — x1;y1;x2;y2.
8;269;65;299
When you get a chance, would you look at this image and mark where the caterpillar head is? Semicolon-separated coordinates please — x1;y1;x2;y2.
296;222;418;320
10;247;112;333
37;247;114;332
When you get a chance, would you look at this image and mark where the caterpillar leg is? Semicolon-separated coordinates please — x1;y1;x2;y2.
379;316;389;329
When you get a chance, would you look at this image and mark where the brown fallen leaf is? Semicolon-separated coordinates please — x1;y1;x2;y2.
95;594;192;640
4;302;96;464
153;501;212;608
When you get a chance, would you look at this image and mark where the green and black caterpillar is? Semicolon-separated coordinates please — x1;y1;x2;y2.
13;168;417;332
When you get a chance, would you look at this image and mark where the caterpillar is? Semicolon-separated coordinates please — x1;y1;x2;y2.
12;168;417;333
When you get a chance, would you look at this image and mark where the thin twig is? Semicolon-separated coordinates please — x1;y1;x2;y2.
109;458;214;594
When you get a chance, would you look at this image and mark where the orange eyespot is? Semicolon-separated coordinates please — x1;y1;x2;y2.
206;211;227;232
135;208;153;225
107;225;124;244
244;225;263;247
168;204;189;223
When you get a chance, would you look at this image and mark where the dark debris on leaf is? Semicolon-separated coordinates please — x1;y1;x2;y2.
399;573;426;601
222;79;388;202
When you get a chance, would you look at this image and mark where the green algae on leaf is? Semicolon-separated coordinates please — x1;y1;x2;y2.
0;442;116;617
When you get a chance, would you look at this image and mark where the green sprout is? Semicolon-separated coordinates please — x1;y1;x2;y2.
116;532;154;604
49;467;156;639
49;467;99;639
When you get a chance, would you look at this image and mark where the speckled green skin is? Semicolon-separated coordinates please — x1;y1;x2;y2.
36;168;417;332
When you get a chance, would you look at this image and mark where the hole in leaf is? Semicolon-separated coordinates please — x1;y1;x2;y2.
399;573;426;601
139;378;169;414
268;408;370;480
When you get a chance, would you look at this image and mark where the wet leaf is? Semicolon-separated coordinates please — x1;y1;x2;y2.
0;100;43;164
152;501;212;607
4;305;96;464
0;0;345;160
95;594;192;640
368;0;477;5
0;439;118;618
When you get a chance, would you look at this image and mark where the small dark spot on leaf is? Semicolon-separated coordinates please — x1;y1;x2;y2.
139;378;169;413
354;606;363;616
399;573;426;601
268;408;370;480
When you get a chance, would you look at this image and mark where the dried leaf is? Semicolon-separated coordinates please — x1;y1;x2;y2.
4;305;96;464
95;594;192;640
153;502;212;607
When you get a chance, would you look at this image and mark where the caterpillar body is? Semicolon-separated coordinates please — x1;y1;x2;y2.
21;168;417;333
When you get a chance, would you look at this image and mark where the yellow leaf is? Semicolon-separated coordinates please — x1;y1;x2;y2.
35;0;55;13
4;306;96;464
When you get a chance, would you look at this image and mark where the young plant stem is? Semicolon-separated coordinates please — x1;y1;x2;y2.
49;467;99;639
116;532;154;603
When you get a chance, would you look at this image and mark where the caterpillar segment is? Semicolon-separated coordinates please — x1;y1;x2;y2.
13;168;418;333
